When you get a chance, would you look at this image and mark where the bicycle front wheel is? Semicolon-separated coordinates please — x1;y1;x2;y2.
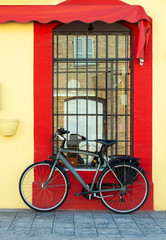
19;162;69;212
98;163;149;214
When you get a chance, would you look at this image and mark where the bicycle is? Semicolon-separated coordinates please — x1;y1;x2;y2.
19;128;149;214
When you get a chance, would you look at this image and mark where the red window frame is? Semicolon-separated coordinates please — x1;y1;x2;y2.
34;21;153;210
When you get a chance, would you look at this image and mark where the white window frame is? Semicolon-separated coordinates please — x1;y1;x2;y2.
73;37;95;65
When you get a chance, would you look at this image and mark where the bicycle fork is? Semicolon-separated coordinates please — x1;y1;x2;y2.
42;159;58;189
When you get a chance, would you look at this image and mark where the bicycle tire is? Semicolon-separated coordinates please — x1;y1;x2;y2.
97;162;149;214
19;162;69;212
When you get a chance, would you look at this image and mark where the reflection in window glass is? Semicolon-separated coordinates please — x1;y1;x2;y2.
53;22;133;168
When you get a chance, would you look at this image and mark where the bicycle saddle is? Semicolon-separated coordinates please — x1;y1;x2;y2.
96;139;116;146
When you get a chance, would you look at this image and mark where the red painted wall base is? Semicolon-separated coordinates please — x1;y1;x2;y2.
59;171;153;210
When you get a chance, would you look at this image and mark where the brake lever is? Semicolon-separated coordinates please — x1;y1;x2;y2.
57;133;64;140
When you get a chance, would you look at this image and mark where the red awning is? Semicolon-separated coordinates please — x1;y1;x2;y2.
0;0;151;60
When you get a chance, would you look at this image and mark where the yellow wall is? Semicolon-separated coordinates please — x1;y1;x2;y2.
123;0;166;211
0;0;166;210
0;23;33;208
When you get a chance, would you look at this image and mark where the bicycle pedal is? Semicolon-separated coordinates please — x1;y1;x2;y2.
75;192;90;197
75;193;82;196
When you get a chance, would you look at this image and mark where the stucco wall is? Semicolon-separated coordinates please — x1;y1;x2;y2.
0;23;33;208
0;0;166;210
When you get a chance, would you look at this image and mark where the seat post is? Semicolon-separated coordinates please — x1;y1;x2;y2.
100;144;107;154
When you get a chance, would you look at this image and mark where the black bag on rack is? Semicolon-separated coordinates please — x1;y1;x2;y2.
109;156;140;185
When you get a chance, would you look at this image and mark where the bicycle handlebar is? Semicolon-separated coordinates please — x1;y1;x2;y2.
55;128;69;141
56;128;86;142
57;128;70;135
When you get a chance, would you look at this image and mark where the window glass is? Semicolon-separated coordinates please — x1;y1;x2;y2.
53;22;133;168
73;37;94;65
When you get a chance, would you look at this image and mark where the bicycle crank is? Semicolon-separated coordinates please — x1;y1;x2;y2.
93;193;116;199
81;184;96;200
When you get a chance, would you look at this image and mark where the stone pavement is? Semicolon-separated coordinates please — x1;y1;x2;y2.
1;210;166;240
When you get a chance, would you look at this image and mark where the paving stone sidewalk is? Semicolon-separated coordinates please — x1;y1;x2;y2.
1;210;166;240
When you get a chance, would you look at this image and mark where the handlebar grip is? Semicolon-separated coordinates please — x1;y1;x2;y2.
57;128;70;135
63;130;70;134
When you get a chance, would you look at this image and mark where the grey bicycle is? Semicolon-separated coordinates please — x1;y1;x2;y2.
19;128;149;213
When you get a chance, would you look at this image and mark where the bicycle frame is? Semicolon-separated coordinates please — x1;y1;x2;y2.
59;149;99;192
43;146;124;195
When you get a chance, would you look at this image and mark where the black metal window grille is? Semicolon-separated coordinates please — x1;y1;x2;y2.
53;23;133;168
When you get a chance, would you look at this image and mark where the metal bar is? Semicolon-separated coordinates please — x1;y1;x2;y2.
115;35;119;155
125;35;129;155
52;30;55;155
56;70;131;74
53;113;132;116
86;32;88;166
66;32;69;158
131;31;134;156
56;87;133;91
76;32;79;163
106;33;108;146
56;33;59;151
53;57;132;61
96;32;98;152
111;61;114;158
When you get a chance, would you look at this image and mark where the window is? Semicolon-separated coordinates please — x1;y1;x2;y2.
53;22;133;168
73;37;94;65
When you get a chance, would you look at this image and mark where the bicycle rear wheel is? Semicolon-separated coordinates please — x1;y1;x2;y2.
19;162;69;211
97;163;149;213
